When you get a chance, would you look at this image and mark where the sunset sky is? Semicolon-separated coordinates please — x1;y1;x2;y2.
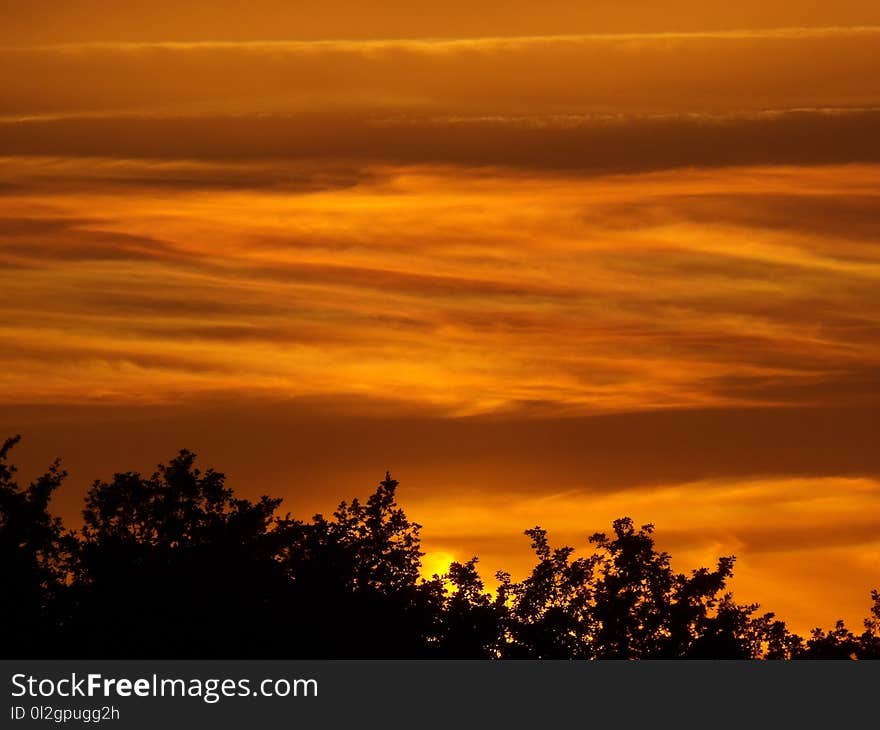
2;1;880;633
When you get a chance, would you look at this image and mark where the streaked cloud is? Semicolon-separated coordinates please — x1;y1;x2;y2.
2;4;878;633
2;28;879;117
2;161;879;415
3;110;879;173
412;475;880;632
3;1;880;43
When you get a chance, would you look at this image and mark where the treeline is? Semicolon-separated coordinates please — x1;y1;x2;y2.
2;435;878;659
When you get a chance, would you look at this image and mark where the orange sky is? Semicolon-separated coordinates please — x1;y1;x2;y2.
1;1;879;634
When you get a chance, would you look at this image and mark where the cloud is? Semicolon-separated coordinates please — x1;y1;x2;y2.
2;162;879;415
0;215;186;265
3;1;880;44
4;0;880;639
242;260;576;299
0;158;383;196
2;109;880;173
592;192;880;243
409;473;880;631
2;26;879;118
3;396;879;632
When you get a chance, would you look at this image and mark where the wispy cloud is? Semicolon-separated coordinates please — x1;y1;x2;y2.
11;25;880;52
3;3;879;636
2;26;878;117
3;110;880;171
2;161;879;414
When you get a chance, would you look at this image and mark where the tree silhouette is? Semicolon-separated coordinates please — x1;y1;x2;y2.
70;450;291;657
1;434;879;660
435;557;504;658
0;435;73;658
498;526;597;658
590;518;760;658
278;471;443;657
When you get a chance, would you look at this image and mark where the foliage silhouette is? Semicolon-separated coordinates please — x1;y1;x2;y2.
1;435;878;659
0;436;75;658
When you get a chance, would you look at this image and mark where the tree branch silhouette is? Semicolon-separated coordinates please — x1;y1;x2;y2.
1;436;878;659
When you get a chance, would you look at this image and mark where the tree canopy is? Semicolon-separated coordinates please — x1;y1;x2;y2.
1;435;878;659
